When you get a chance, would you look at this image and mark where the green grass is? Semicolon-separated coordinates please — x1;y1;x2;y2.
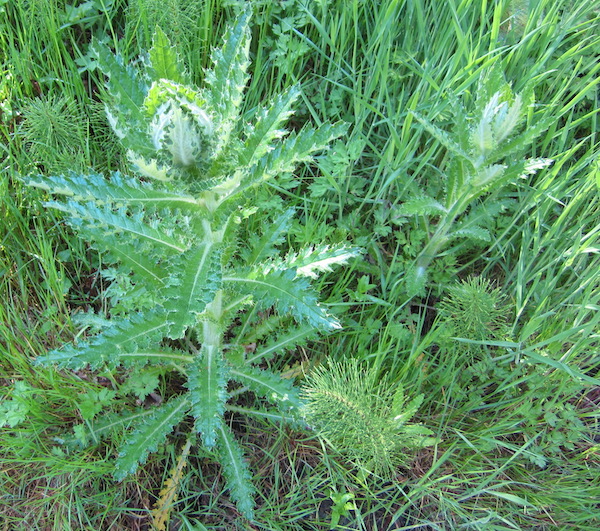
1;0;599;528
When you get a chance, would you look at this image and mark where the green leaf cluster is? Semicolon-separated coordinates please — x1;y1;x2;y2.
23;9;358;520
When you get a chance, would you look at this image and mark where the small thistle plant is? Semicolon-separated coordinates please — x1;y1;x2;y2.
24;11;357;519
396;67;553;295
302;359;436;477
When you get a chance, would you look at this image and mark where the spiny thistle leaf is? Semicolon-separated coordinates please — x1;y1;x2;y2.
163;244;222;338
244;323;318;365
278;244;362;279
395;196;448;217
449;226;491;242
44;200;187;253
244;208;296;266
92;41;153;156
242;121;348;190
206;8;251;115
116;347;194;368
35;311;171;370
188;347;229;448
410;110;472;161
64;409;155;449
86;232;169;285
216;423;255;520
26;171;200;211
224;269;341;330
151;435;194;531
148;26;188;84
228;365;302;412
240;86;300;166
114;395;190;480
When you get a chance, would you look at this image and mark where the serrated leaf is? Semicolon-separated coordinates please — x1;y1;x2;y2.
396;196;447;217
224;269;340;330
114;395;189;480
229;365;302;412
240;86;300;166
92;40;147;113
470;117;494;157
164;244;222;338
63;408;156;448
393;393;424;426
92;40;153;156
35;311;171;370
471;164;506;189
205;7;251;151
279;244;361;279
488;114;555;162
206;8;250;113
44;200;187;253
411;111;472;161
241;121;348;192
117;347;194;368
216;423;255;520
494;93;522;143
25;171;200;212
188;347;228;448
245;323;318;365
245;208;296;266
405;265;428;298
450;226;491;242
89;232;168;285
148;27;187;84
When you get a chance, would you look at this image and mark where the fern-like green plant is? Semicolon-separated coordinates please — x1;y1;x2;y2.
395;66;553;295
19;94;88;173
438;276;509;355
301;359;436;477
23;10;357;520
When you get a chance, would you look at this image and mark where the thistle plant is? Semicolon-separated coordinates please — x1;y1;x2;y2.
396;67;553;295
302;359;436;477
24;11;356;519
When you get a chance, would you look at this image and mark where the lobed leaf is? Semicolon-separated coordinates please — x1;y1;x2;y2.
229;365;302;412
114;395;190;481
224;268;341;330
242;121;348;191
216;423;255;520
272;244;362;279
244;323;319;365
92;41;153;156
44;200;187;253
411;111;472;161
36;311;170;370
205;7;251;150
244;208;296;266
148;27;187;84
25;171;200;212
164;244;223;338
188;347;229;448
240;86;300;166
450;226;491;242
395;196;448;217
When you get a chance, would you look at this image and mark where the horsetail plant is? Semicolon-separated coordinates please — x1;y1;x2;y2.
24;11;357;519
